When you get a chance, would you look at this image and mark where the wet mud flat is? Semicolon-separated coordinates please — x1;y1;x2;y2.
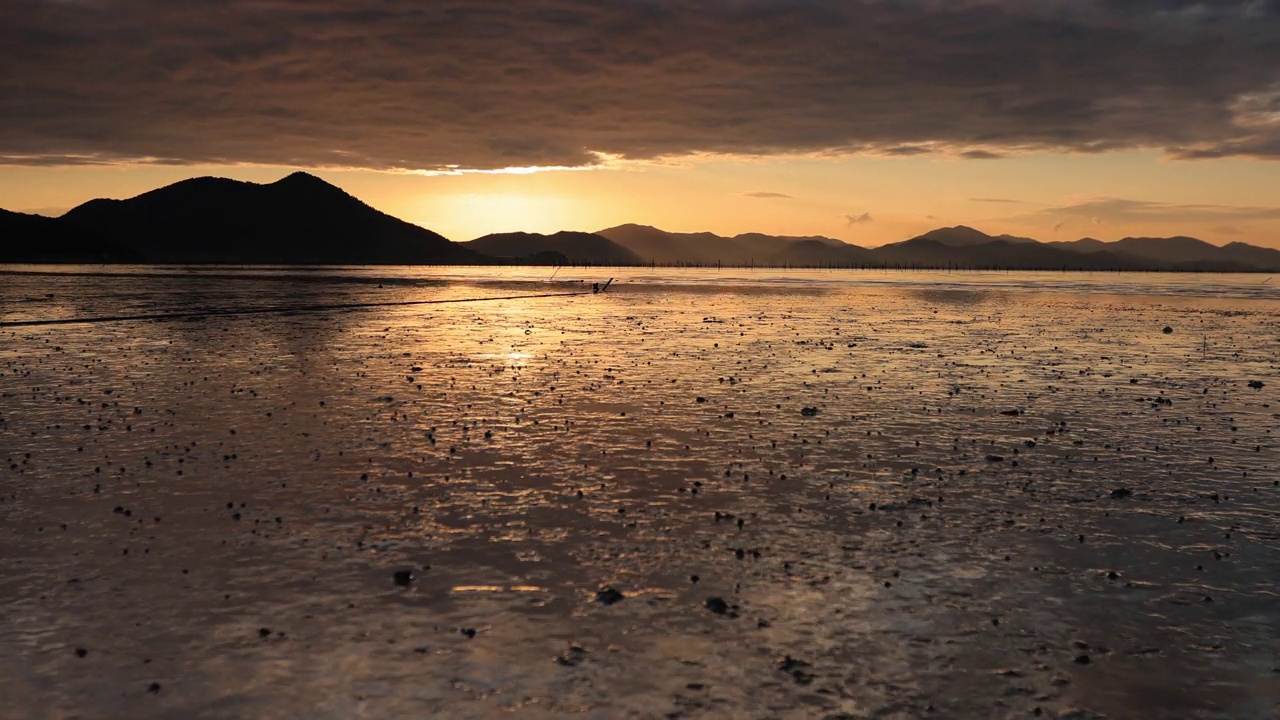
1;268;1279;719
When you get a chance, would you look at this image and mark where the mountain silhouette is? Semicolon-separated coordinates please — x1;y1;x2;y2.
771;238;872;265
592;225;696;263
0;209;139;262
596;224;861;264
907;225;1039;247
1048;234;1280;271
3;172;1278;270
871;227;1277;271
1218;241;1280;269
594;223;1280;270
463;231;640;264
52;172;483;264
874;237;1150;270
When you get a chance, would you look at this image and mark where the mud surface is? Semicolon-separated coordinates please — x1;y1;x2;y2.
2;267;1279;719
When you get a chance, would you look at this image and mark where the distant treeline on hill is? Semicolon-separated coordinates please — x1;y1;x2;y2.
3;172;1278;272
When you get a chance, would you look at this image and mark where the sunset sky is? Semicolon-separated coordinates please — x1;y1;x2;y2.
3;0;1279;247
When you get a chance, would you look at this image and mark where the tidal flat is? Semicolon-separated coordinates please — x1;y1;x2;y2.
2;267;1278;719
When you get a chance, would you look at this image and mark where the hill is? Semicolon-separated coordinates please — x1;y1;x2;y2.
1046;235;1280;271
911;225;1039;248
56;172;483;264
591;223;1280;270
771;238;872;265
0;209;138;262
463;231;640;264
876;228;1279;271
597;224;862;265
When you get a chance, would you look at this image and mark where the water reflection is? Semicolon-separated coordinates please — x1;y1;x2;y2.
908;288;1004;307
1;268;1278;718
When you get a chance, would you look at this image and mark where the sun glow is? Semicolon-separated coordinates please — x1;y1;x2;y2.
428;193;583;238
396;151;630;177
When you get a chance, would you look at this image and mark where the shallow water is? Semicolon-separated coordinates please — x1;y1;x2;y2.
1;267;1278;719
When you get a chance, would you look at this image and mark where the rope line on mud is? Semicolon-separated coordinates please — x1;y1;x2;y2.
0;291;595;329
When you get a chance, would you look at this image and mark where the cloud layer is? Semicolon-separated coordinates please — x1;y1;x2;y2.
1037;197;1280;224
2;0;1279;170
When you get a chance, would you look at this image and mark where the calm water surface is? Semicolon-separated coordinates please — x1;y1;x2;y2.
1;267;1278;719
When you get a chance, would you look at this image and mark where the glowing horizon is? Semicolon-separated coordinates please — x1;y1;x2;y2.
2;150;1278;249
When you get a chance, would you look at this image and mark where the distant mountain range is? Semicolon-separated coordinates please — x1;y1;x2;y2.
594;224;855;265
2;172;1277;271
463;231;640;265
591;224;1280;271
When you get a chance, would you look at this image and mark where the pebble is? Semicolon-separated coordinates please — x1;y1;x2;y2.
594;587;625;605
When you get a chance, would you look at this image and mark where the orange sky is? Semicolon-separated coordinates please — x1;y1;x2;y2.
2;151;1278;248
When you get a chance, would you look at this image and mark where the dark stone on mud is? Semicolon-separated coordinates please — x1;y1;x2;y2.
393;570;414;587
1163;326;1173;334
258;628;271;639
460;628;477;639
985;454;1005;462
1249;380;1265;389
776;655;810;672
1000;409;1021;416
695;397;707;403
776;656;816;685
1074;654;1091;665
594;587;625;605
705;597;730;615
555;644;589;667
1110;488;1133;499
74;648;87;658
147;683;162;694
800;407;819;417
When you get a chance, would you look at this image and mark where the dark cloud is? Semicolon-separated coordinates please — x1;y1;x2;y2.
744;191;794;199
881;146;934;157
1033;197;1280;223
845;212;873;226
2;0;1279;170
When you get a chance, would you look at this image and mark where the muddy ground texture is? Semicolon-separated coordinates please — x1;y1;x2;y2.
2;269;1278;719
